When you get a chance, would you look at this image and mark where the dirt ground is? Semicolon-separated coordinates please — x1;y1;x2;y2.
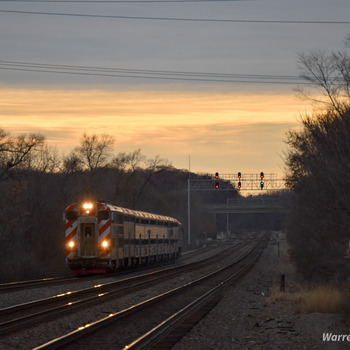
173;232;350;350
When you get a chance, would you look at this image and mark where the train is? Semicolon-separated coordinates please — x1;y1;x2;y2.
64;200;183;274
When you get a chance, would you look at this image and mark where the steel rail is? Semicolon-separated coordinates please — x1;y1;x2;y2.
33;238;265;350
0;243;240;333
0;239;228;294
0;277;80;293
0;245;217;293
125;241;265;349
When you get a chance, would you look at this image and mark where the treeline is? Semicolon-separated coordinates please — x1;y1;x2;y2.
284;36;350;282
0;132;221;282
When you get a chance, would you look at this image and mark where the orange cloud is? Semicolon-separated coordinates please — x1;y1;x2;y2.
0;88;309;173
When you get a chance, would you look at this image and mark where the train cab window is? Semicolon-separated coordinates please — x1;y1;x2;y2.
84;226;93;238
66;211;78;221
98;211;110;221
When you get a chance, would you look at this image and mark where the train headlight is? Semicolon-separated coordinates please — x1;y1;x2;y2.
68;241;75;249
101;240;109;248
82;202;94;215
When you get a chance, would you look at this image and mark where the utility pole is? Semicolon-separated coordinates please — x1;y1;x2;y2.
187;156;191;245
226;192;230;237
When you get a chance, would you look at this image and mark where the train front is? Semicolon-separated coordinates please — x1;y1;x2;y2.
64;201;111;275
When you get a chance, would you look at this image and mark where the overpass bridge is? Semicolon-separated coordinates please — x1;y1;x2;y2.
206;196;288;214
205;196;292;238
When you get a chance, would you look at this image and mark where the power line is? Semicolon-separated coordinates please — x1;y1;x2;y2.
0;60;302;80
0;8;349;24
0;0;252;2
0;60;310;85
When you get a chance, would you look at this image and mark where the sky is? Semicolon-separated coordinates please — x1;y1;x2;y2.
1;0;350;177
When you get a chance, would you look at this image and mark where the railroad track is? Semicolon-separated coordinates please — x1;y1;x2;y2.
0;242;222;294
32;236;267;349
0;277;80;293
0;242;243;335
126;240;266;350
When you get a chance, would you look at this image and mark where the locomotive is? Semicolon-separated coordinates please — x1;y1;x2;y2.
64;200;183;274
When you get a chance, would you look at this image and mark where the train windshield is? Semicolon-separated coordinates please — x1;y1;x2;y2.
98;211;110;221
66;211;78;221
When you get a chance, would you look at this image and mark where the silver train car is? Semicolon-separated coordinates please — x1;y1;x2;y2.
64;201;183;274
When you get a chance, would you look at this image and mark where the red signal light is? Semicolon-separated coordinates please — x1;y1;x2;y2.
238;172;241;179
215;182;219;189
260;172;264;179
215;172;219;179
238;181;242;189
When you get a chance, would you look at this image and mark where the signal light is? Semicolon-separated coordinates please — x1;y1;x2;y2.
260;181;264;190
260;172;264;179
215;172;219;179
215;182;219;189
238;172;241;179
238;181;242;189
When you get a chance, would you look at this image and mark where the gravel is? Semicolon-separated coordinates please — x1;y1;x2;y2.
3;234;345;350
172;232;350;350
0;243;233;349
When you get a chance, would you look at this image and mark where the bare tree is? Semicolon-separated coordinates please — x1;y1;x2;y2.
133;155;172;205
111;152;130;172
112;149;146;172
283;35;350;281
75;133;115;171
284;105;350;281
62;152;84;173
296;38;350;115
26;144;61;173
126;149;146;171
0;129;46;181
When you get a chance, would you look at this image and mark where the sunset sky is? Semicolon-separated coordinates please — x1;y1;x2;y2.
1;0;349;176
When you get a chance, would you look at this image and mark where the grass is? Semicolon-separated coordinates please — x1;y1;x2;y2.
269;284;349;315
297;286;347;314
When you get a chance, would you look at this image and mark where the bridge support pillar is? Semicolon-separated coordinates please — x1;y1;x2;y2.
212;212;217;234
226;212;230;238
